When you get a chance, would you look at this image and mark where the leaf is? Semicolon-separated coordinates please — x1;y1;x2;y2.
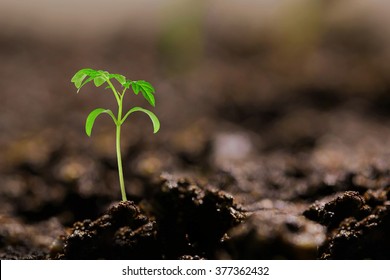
85;108;116;137
94;76;106;87
131;82;140;94
71;68;93;88
137;80;155;92
97;70;109;79
123;80;132;89
141;90;155;107
131;80;156;106
71;68;101;92
121;107;160;134
80;75;95;84
109;74;126;85
71;73;87;89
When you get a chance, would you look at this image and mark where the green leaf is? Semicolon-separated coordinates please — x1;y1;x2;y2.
94;76;106;87
121;106;160;134
85;108;116;137
131;82;140;94
137;80;155;92
123;80;132;89
109;74;126;85
97;70;109;79
71;74;87;89
71;68;103;92
131;80;156;106
71;68;93;88
141;90;155;107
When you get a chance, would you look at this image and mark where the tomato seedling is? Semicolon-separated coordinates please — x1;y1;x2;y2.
71;68;160;201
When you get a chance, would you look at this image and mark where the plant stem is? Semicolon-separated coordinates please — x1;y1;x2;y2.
116;94;127;201
116;123;127;201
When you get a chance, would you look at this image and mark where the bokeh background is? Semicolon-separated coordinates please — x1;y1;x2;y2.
1;0;390;212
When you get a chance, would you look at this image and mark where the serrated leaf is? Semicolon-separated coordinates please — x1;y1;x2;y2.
85;108;113;137
121;107;160;134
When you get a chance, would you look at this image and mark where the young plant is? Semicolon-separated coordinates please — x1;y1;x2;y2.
71;68;160;201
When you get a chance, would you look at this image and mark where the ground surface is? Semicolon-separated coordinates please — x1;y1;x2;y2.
0;28;390;259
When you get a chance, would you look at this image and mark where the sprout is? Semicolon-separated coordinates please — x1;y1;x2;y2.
71;68;160;201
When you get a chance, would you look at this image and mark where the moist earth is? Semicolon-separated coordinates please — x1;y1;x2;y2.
1;34;390;259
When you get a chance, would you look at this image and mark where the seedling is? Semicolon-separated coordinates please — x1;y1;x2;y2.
71;68;160;201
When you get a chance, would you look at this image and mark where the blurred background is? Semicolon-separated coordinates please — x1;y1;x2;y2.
1;0;390;218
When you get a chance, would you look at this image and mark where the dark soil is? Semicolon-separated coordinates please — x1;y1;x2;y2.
51;175;246;260
1;29;390;260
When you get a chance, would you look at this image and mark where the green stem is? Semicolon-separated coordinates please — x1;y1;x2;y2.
116;123;127;201
107;79;121;106
116;94;127;201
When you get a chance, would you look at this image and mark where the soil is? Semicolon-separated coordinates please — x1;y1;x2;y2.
1;31;390;260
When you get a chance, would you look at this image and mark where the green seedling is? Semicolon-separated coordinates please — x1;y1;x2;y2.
71;68;160;201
